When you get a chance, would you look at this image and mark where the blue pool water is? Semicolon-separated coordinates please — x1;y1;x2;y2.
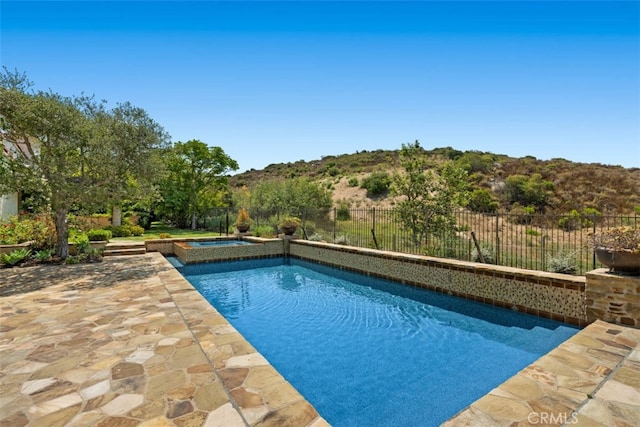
182;258;578;427
187;240;253;247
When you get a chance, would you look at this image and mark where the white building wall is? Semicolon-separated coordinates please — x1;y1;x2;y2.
0;193;18;221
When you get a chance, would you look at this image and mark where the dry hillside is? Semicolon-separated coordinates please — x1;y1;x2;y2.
230;147;640;214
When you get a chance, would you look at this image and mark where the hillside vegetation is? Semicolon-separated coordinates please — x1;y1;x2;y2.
230;147;640;215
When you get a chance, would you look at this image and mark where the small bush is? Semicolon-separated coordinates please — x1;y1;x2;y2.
468;189;498;213
111;225;132;237
87;229;112;242
33;248;54;261
471;245;495;264
336;203;351;221
308;233;324;242
334;234;351;245
348;177;359;187
509;205;535;225
360;172;391;197
0;214;56;249
71;233;90;254
128;225;145;236
159;233;171;239
547;252;578;275
253;225;277;238
1;248;32;266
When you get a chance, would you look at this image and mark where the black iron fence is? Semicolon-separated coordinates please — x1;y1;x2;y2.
201;207;638;276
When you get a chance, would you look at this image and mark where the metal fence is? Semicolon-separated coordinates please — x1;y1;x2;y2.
202;207;638;276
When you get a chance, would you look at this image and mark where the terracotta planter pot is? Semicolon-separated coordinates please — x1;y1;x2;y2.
280;225;297;236
236;224;250;233
595;247;640;275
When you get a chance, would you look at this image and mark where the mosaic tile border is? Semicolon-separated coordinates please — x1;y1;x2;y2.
289;240;587;326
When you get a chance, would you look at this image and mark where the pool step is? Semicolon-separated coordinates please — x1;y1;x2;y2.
103;241;147;257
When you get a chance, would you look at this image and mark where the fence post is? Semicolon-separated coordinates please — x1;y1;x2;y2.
495;213;500;264
333;207;337;241
541;235;546;271
592;215;597;271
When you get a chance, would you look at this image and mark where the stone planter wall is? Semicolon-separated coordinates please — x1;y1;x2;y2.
586;269;640;327
145;239;176;255
69;241;107;255
0;241;32;255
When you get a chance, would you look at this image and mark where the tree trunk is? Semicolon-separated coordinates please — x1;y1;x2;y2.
191;211;197;230
55;207;69;259
112;205;122;227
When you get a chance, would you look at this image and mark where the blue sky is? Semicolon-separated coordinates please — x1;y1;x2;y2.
1;1;639;172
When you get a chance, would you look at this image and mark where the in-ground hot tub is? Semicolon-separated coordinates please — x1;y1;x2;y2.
187;240;254;247
173;238;283;264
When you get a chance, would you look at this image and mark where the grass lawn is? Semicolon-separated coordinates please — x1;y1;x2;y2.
110;222;226;242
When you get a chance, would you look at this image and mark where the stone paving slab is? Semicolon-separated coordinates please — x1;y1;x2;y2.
443;320;640;426
1;252;639;427
0;253;328;427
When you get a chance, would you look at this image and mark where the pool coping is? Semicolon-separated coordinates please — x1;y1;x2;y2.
1;252;639;426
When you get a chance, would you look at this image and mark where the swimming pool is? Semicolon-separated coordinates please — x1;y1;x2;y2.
182;258;578;426
187;240;254;247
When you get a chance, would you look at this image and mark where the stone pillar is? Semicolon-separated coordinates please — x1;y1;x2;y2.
585;268;640;327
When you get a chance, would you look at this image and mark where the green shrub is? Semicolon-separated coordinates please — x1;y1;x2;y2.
468;189;498;213
334;234;351;245
348;177;359;187
558;210;582;231
33;248;54;261
71;233;90;254
336;203;351;221
111;225;132;237
360;172;391;197
128;225;145;236
509;204;535;225
547;252;577;275
1;248;32;266
308;233;324;242
253;225;277;238
0;214;56;249
87;229;112;242
471;245;495;264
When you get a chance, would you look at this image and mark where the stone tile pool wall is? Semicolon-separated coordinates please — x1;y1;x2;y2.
173;238;283;264
289;240;587;326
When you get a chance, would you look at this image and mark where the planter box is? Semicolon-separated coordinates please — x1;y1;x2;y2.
0;241;32;255
69;241;107;255
595;247;640;275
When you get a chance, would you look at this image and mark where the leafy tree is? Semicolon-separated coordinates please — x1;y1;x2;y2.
503;173;553;210
391;140;469;245
0;69;169;258
1;71;93;258
248;177;332;218
158;140;238;229
92;102;170;226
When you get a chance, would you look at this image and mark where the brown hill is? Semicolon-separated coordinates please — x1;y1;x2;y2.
230;147;640;214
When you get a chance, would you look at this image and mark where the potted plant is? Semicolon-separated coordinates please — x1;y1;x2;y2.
234;208;253;233
279;216;301;236
589;226;640;274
